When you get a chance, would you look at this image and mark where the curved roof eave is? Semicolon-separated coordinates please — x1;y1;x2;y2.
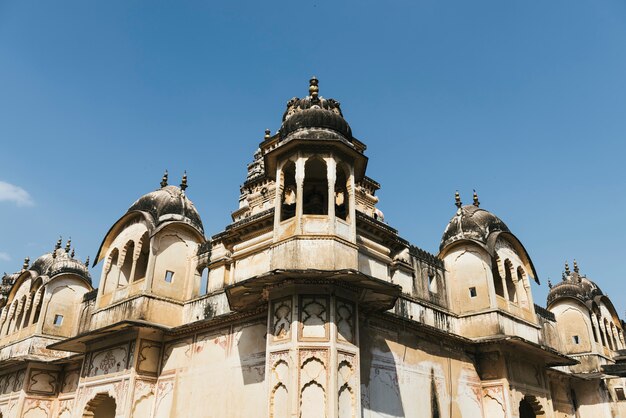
93;211;155;267
152;219;206;242
486;231;540;284
437;238;490;259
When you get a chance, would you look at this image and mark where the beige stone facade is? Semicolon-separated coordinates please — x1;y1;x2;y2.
1;78;625;417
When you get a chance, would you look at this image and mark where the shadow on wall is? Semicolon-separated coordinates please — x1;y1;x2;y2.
235;319;267;386
360;318;406;417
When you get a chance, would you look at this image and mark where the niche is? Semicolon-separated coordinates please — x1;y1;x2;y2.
303;158;328;215
133;233;149;282
281;161;297;221
335;164;349;221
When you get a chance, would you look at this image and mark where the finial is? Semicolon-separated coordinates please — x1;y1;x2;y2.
70;248;75;258
55;237;62;251
180;171;188;192
85;256;90;268
565;261;571;276
264;129;271;140
548;279;552;289
573;259;579;274
65;238;71;253
455;191;462;208
160;170;168;188
22;257;30;271
473;190;480;207
309;76;319;100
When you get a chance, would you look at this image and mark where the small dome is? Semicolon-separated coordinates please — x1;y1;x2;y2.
547;271;603;307
127;185;204;235
440;205;510;252
278;77;353;140
6;247;91;285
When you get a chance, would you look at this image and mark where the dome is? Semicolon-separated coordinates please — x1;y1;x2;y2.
127;184;204;235
547;264;603;307
278;77;353;140
440;204;510;252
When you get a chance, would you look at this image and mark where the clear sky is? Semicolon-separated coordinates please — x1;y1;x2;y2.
1;0;625;314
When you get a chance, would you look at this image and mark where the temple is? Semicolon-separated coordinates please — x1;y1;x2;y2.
0;78;625;417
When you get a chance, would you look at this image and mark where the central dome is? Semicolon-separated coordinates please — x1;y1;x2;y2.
127;184;204;235
440;204;510;251
279;77;352;140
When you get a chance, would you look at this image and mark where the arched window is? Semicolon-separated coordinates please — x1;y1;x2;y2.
605;319;614;350
491;257;504;298
281;161;297;221
198;267;209;295
303;158;328;215
611;323;619;350
14;295;26;331
32;288;44;325
119;241;134;287
104;249;120;293
335;164;349;221
504;259;517;303
598;315;607;346
133;233;149;282
516;267;528;307
589;312;598;343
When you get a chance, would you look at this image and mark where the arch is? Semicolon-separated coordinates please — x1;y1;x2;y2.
589;312;599;343
133;233;149;282
281;160;297;221
504;259;516;303
334;163;349;221
103;249;120;293
119;241;135;287
605;319;614;350
491;256;504;298
83;392;116;418
516;266;529;308
303;157;328;215
197;265;209;296
32;287;44;325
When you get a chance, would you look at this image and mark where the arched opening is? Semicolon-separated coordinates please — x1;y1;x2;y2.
198;266;209;295
611;323;618;350
491;257;504;298
504;259;517;303
32;288;43;325
303;158;328;215
104;249;120;293
119;241;134;287
133;233;149;282
281;161;297;221
589;312;599;343
605;319;614;350
516;267;529;308
335;164;349;221
83;393;116;418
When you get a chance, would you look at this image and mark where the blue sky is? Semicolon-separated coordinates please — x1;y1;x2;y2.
1;0;625;314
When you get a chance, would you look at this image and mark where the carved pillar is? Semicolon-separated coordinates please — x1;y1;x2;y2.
327;157;337;234
266;290;360;418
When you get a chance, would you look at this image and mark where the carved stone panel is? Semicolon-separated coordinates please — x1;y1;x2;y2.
336;298;355;344
299;349;328;418
271;298;292;343
88;345;129;377
137;339;162;375
337;352;357;418
269;351;290;418
299;296;329;341
27;369;58;394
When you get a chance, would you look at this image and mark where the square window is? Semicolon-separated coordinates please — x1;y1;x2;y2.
53;314;64;326
469;287;477;298
573;335;580;344
164;271;174;283
616;387;626;401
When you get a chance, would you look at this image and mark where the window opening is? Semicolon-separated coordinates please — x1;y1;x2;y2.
133;233;149;282
428;274;438;293
616;387;626;401
504;259;516;302
281;161;297;221
53;314;64;326
469;287;477;298
303;158;328;215
491;258;504;297
164;271;174;283
573;335;580;344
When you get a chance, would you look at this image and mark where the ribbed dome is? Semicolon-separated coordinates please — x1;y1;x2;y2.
11;246;91;284
278;77;352;140
440;204;510;251
127;185;204;234
547;271;603;307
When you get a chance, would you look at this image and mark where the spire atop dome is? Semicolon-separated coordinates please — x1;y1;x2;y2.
264;129;271;140
180;171;188;192
455;191;462;208
65;238;71;253
70;248;75;258
85;256;90;267
309;76;319;100
160;170;169;188
55;237;62;251
473;190;480;207
564;261;571;277
573;259;579;274
22;257;29;271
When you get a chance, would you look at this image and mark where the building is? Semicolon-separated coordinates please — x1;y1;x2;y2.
0;78;625;418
